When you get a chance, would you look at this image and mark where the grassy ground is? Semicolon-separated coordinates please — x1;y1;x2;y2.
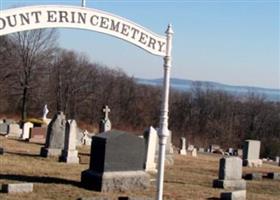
0;135;279;200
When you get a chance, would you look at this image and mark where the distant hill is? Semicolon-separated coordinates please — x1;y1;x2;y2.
136;78;280;102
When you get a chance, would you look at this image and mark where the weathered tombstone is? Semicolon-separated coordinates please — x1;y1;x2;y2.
21;122;34;140
7;124;22;138
179;137;187;155
143;126;157;172
210;144;220;153
243;140;262;167
29;127;47;143
198;147;205;152
99;105;112;133
227;148;234;155
0;123;8;135
187;144;194;151
220;190;246;200
0;119;3;124
191;148;197;157
244;173;263;180
267;172;280;180
213;157;246;190
237;149;243;157
60;120;79;163
81;130;150;192
2;183;33;193
40;112;66;157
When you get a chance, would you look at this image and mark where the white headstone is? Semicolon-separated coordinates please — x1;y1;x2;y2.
144;126;158;172
8;124;22;138
21;122;34;140
81;130;92;146
243;140;262;167
60;120;79;163
188;144;194;151
191;148;197;157
179;137;187;155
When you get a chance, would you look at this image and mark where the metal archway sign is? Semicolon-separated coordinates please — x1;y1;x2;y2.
0;5;173;200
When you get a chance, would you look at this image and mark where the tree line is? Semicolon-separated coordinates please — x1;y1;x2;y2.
0;29;279;158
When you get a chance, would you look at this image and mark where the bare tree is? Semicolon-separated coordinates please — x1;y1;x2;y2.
6;29;58;121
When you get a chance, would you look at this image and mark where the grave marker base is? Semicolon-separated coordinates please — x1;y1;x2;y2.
81;170;150;192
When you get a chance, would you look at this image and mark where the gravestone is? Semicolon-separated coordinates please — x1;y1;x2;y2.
7;124;22;138
40;112;66;157
81;130;92;146
220;190;246;200
42;104;51;125
81;130;150;192
187;145;194;151
244;173;263;180
198;147;205;152
60;120;79;163
213;157;246;190
179;137;187;155
191;148;197;157
0;123;8;135
2;183;33;193
243;140;262;167
210;144;220;153
21;122;34;140
267;172;280;180
0;147;4;155
143;126;157;172
0;119;3;124
76;128;84;146
29;127;47;143
155;129;174;165
99;105;111;133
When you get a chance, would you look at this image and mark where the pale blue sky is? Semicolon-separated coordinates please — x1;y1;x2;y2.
1;0;279;89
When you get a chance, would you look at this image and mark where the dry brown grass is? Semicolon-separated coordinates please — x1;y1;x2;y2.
0;136;279;200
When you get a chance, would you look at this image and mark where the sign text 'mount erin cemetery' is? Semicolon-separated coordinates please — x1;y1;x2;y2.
0;5;166;56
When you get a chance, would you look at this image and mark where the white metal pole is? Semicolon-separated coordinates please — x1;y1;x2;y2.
156;24;173;200
81;0;86;7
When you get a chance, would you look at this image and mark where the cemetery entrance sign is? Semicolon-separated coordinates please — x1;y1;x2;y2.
0;4;173;200
0;5;166;56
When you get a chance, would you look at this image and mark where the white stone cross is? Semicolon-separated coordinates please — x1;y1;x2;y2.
102;105;110;120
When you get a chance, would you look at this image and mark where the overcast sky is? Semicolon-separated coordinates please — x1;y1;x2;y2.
1;0;279;89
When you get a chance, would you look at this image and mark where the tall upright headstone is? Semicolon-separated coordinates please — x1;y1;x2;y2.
213;157;246;190
99;105;112;133
179;137;187;155
21;122;34;140
60;120;79;163
81;131;150;192
143;126;157;172
243;140;262;167
40;112;66;157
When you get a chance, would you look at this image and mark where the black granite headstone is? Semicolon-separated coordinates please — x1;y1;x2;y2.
0;147;4;155
89;131;145;172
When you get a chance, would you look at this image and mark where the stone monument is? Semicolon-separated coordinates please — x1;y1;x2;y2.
99;105;112;133
213;157;246;190
60;120;79;163
143;126;157;172
7;124;21;138
42;104;51;125
40;112;66;157
243;140;262;167
179;137;187;155
81;130;150;192
21;122;34;140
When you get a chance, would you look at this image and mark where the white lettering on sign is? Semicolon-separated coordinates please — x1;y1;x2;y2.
0;5;166;56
